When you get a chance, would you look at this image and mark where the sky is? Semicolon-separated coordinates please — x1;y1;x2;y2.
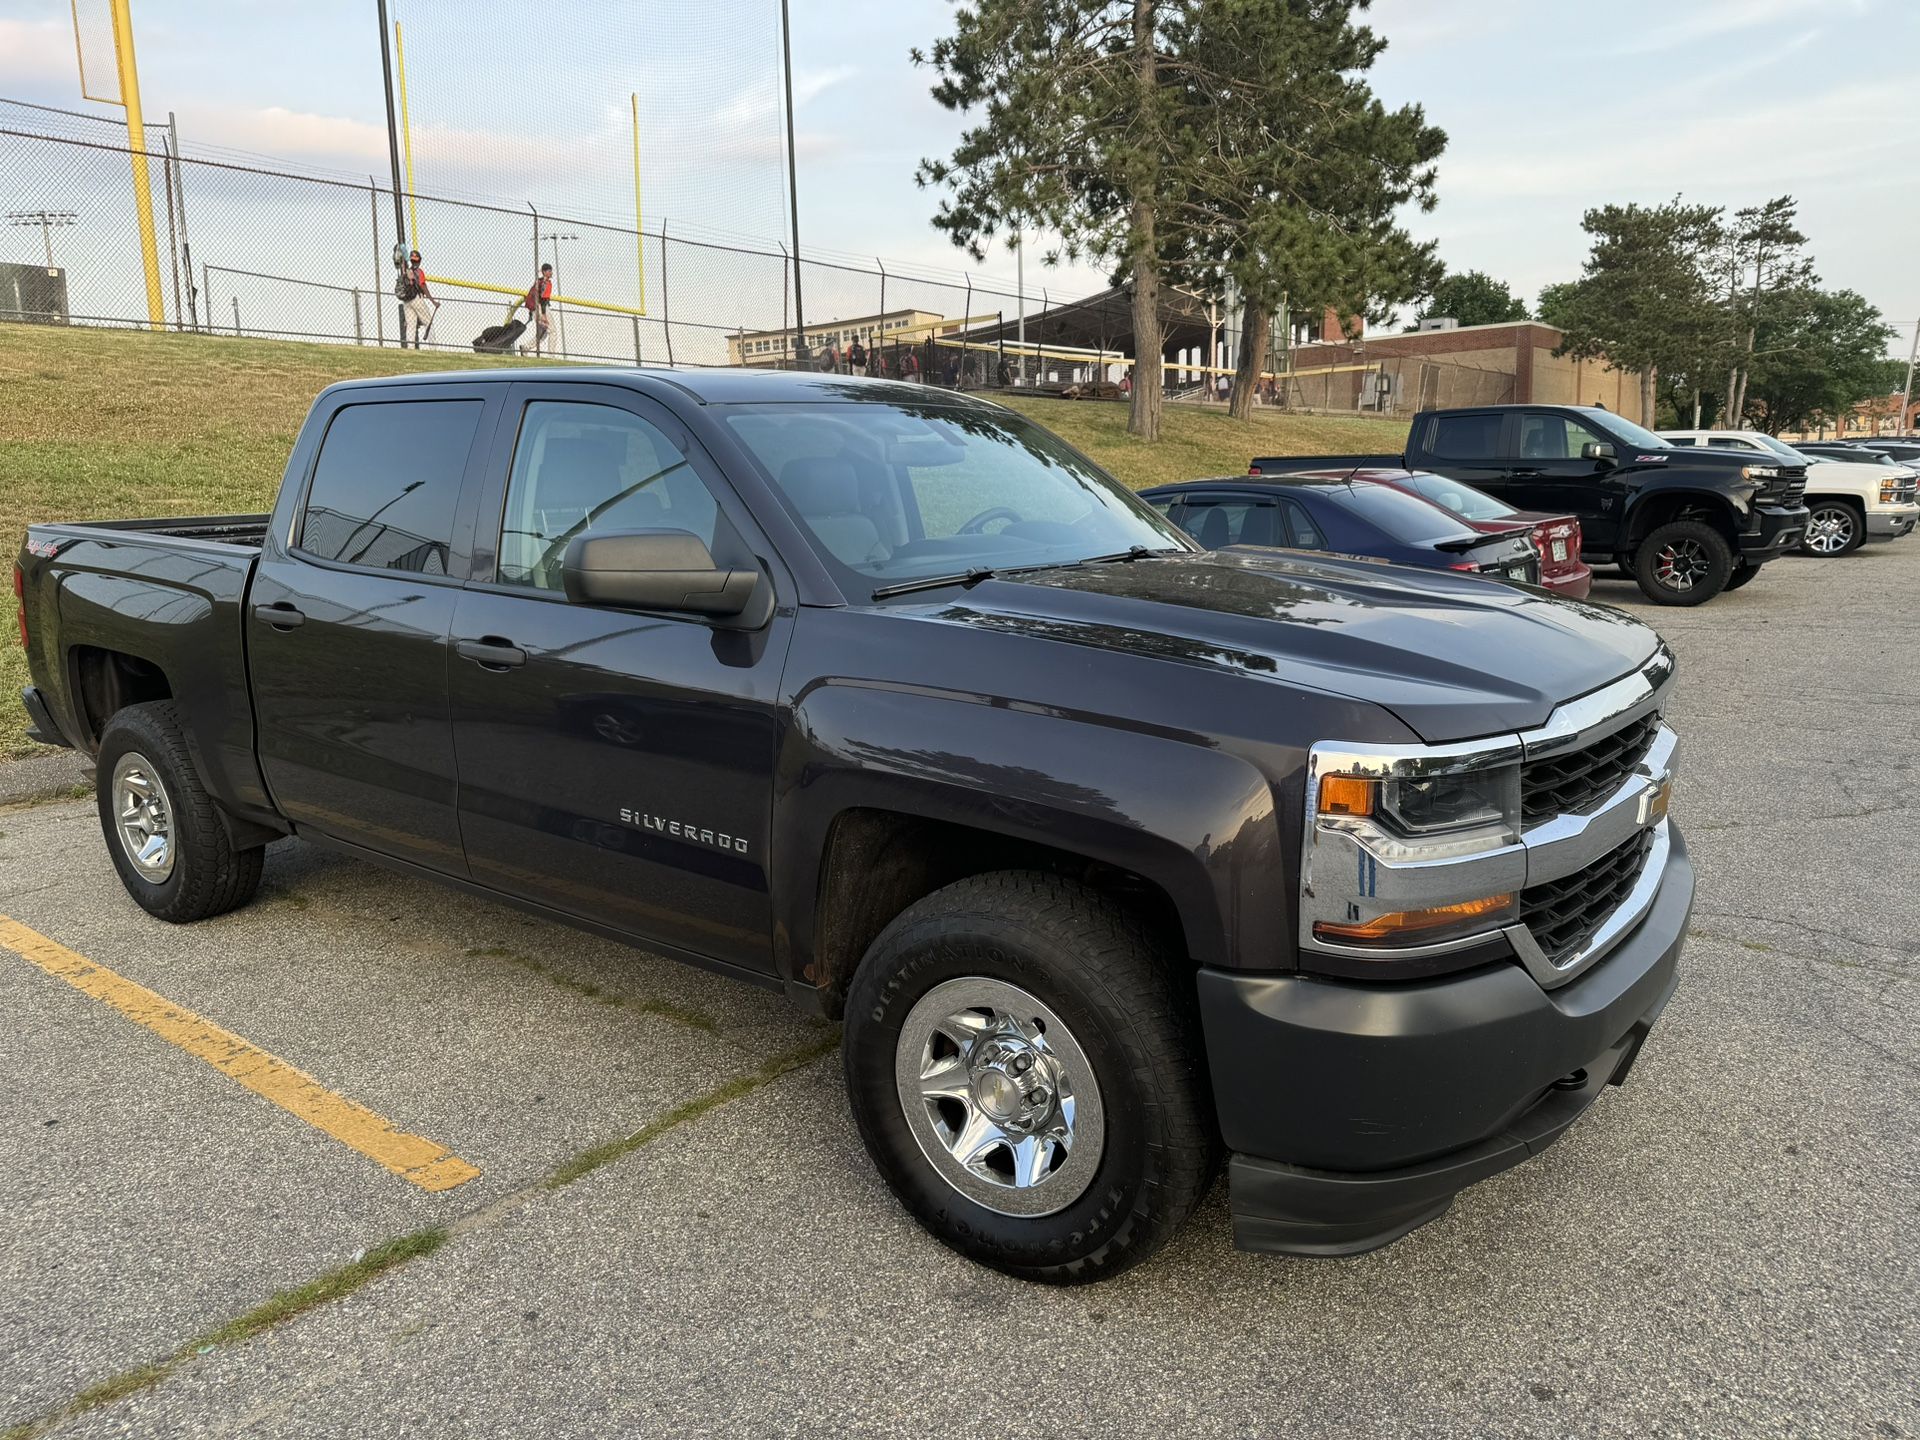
3;0;1915;357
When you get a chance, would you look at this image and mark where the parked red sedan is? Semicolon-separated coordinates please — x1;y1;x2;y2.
1348;468;1592;600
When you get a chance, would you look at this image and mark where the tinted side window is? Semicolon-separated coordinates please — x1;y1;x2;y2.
498;401;726;591
1517;413;1607;460
1278;498;1324;548
301;400;482;574
1179;498;1271;549
1427;413;1502;460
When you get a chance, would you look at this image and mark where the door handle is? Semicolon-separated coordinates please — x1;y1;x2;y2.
455;636;527;671
253;602;305;631
1509;468;1542;479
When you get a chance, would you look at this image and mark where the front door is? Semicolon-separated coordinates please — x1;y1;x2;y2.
250;385;498;875
448;384;793;975
1507;409;1628;549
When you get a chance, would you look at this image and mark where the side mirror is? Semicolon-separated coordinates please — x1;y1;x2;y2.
562;529;761;619
1581;441;1616;463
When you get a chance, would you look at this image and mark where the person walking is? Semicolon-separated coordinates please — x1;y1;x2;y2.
519;263;554;356
847;337;867;377
398;249;437;348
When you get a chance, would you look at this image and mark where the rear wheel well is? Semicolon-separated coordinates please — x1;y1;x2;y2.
71;646;172;749
805;808;1188;1018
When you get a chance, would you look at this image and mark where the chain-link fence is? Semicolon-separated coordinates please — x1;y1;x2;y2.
4;98;1517;412
1;102;1135;384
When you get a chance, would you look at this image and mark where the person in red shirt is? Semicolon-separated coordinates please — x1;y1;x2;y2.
520;263;554;356
400;249;437;348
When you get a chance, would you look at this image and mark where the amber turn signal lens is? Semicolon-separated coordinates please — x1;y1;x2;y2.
1318;775;1375;817
1313;892;1516;944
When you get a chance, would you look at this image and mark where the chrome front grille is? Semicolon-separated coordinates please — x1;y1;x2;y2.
1519;828;1656;965
1521;712;1659;826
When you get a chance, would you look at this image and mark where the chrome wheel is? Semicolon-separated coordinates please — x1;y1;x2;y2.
1653;538;1710;591
894;976;1105;1216
111;751;176;883
1803;506;1855;555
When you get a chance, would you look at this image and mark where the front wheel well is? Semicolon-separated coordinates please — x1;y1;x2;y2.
71;646;173;749
1626;496;1738;549
805;808;1189;1018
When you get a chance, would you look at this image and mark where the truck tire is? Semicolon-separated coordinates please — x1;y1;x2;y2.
843;871;1214;1284
1800;499;1863;557
95;701;265;923
1633;520;1734;606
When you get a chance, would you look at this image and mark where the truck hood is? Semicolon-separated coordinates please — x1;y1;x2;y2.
916;549;1661;744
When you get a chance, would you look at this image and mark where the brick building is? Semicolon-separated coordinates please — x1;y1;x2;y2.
1288;319;1642;415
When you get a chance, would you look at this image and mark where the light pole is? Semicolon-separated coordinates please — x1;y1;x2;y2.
1900;318;1918;438
540;231;577;358
7;211;78;269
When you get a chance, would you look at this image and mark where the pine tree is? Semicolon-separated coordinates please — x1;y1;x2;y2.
1547;199;1722;426
915;1;1443;436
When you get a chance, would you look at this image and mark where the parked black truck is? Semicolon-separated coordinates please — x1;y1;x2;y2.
1252;403;1809;605
16;370;1692;1281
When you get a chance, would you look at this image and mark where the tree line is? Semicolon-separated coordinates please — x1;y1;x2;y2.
1538;196;1900;435
913;2;1900;442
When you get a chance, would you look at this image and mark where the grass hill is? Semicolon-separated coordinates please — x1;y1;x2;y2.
0;322;1407;757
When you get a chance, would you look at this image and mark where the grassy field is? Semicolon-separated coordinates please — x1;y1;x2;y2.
0;322;1407;757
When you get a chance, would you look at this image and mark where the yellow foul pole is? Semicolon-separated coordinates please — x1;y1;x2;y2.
631;93;648;316
109;0;165;330
395;22;420;250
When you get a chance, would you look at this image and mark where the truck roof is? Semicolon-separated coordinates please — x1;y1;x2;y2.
318;367;1006;408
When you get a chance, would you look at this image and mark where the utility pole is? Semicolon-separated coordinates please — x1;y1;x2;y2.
1901;318;1918;437
6;211;77;269
780;0;807;368
376;0;409;346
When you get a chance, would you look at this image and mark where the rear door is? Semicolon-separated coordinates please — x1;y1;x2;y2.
1414;410;1516;491
249;383;501;874
447;382;794;975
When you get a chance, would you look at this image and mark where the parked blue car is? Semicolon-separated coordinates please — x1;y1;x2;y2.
1140;471;1542;584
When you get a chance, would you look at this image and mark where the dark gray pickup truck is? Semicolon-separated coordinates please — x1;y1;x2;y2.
15;369;1692;1281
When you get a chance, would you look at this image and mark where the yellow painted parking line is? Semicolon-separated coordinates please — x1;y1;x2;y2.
0;915;480;1193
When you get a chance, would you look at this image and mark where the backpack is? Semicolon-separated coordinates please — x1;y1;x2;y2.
394;268;420;302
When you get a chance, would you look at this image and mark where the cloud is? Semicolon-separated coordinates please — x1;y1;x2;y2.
1607;0;1868;55
711;64;858;130
0;18;78;88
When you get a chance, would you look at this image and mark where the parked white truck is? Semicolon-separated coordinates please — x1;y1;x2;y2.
1659;430;1919;557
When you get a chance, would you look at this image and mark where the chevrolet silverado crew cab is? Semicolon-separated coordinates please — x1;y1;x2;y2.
1252;403;1810;605
15;370;1693;1282
1658;429;1919;556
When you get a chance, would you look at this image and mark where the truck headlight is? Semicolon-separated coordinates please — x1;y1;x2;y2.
1882;479;1901;504
1304;750;1526;966
1319;766;1520;840
1740;464;1780;480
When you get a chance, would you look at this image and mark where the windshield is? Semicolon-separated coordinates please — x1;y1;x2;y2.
1393;471;1519;522
721;398;1191;585
1337;483;1479;544
1749;433;1811;463
1593;412;1672;450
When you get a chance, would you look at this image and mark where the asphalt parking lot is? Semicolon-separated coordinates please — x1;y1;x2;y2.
3;543;1917;1440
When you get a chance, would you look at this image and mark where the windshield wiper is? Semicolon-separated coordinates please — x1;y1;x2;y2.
1082;545;1186;563
870;568;997;600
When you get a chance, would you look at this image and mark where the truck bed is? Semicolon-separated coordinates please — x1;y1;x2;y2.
33;514;272;549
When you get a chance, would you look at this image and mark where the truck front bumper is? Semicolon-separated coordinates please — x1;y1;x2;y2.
1737;504;1809;563
1198;826;1692;1258
1865;504;1918;541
